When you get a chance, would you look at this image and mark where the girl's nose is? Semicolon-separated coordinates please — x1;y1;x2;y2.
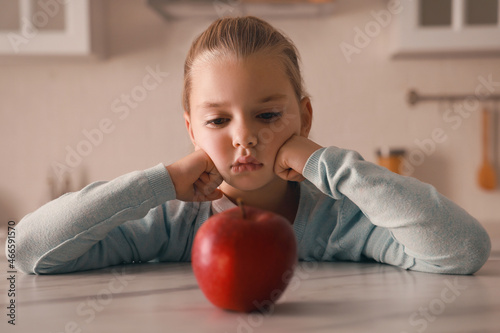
233;122;258;149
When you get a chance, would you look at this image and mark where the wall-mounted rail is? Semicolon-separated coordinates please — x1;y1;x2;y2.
407;89;500;106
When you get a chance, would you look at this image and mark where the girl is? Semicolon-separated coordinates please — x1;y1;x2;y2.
13;16;490;275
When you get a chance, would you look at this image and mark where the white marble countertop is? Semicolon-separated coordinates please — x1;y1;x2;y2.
1;249;499;333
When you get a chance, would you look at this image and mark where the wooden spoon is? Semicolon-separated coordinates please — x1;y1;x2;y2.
478;108;497;190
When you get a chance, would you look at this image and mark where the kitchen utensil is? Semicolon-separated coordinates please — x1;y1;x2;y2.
478;107;497;190
376;147;406;175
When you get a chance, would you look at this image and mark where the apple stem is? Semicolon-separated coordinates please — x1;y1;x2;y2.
236;198;246;219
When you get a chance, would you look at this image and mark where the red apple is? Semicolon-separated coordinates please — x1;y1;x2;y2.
191;200;297;312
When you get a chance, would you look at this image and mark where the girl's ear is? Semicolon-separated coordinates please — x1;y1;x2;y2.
184;112;199;149
299;97;313;137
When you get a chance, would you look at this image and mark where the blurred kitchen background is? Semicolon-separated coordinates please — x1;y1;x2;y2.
0;0;499;237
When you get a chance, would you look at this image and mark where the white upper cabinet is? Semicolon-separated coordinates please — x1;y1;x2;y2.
0;0;103;56
391;0;500;57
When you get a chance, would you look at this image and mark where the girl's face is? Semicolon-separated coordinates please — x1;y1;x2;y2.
185;53;312;192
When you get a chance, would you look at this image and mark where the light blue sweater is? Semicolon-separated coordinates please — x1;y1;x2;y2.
13;147;491;275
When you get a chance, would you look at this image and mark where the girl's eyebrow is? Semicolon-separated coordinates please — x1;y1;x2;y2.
198;94;288;110
199;101;229;110
258;93;287;103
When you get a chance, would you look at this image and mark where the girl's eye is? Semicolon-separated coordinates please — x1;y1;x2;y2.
258;112;282;122
205;118;229;128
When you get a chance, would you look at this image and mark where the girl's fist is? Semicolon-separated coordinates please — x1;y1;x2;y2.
274;135;322;182
166;150;223;202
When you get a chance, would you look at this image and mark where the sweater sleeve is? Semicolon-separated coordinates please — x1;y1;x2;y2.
11;163;177;275
303;147;491;275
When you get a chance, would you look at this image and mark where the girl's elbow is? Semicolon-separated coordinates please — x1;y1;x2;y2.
8;225;49;275
7;240;36;275
445;231;491;275
461;233;491;274
414;230;491;275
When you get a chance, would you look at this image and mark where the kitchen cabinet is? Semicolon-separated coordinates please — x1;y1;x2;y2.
391;0;500;57
0;0;103;56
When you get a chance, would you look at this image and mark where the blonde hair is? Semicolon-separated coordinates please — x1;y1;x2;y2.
182;16;308;113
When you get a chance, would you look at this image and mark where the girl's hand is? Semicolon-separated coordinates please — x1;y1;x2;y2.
274;135;323;182
166;150;223;202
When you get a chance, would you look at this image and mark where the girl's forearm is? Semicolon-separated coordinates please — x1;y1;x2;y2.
303;147;491;274
12;164;175;274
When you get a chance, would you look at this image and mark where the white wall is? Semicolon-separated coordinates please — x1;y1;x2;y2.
1;0;499;232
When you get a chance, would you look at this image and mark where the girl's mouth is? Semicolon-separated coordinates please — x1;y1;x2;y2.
231;156;263;173
231;163;264;173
